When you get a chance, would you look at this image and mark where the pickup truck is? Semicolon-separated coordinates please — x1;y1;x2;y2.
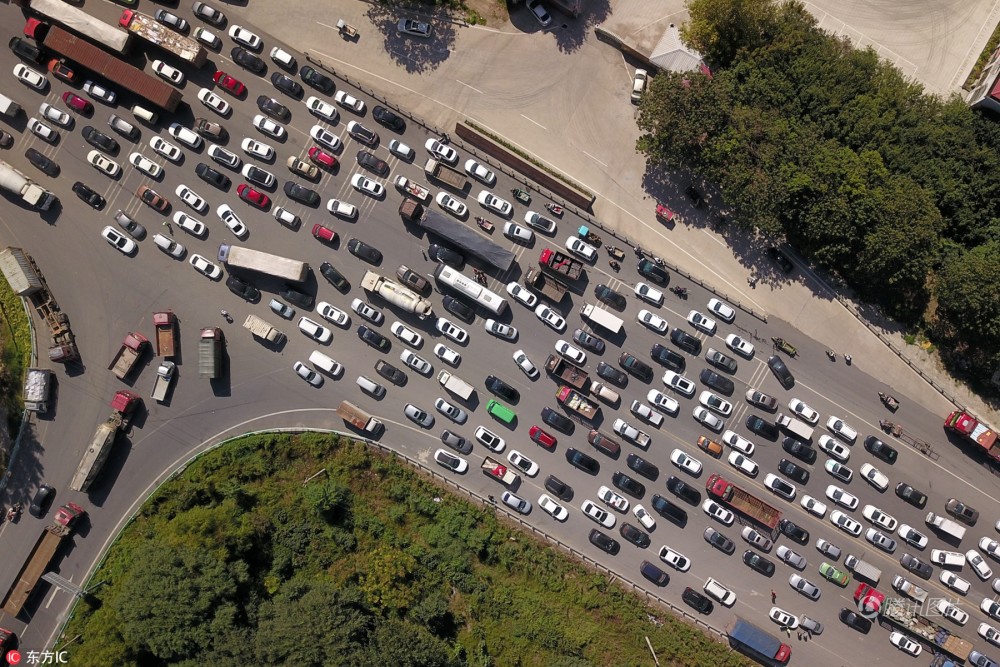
539;248;583;280
892;575;928;603
108;331;149;380
393;174;430;201
524;266;568;302
544;354;588;389
556;386;599;419
150;361;175;402
482;456;519;486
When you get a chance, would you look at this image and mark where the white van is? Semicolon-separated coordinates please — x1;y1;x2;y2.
703;578;737;607
269;46;296;69
356;375;385;398
309;350;342;376
273;207;300;228
132;105;158;124
168;123;203;149
590;381;620;405
0;93;22;117
152;233;186;259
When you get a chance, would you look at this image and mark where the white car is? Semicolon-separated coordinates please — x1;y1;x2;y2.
982;537;1000;561
721;430;754;455
433;343;461;366
699;391;732;416
670;448;702;475
633;504;656;530
216;204;248;238
554;340;586;365
581;499;615;528
228;24;262;50
83;80;116;104
824;459;854;483
800;495;828;518
564;236;597;261
725;333;755;357
687;310;717;335
436;192;467;217
129;152;163;178
434;449;468;473
327;199;358;220
743;526;774;551
477;191;514;217
332;90;364;113
436;317;468;344
817;435;850;462
826;485;859;510
769;607;799;630
87;150;121;177
241;137;275;161
40;103;71;127
208;143;241;169
150;136;182;162
829;509;863;536
826;416;857;442
707;298;736;323
13;64;47;90
198;87;231;115
501;491;530;514
897;524;928;549
693;406;724;431
351;298;384;325
316;302;349;326
859;463;889;491
968;550;994;580
513;349;538;378
507;450;539;477
169;125;203;150
788;399;819;424
253;114;286;139
389;322;423;348
662;371;696;397
702;499;734;525
889;631;922;657
631;400;663;427
306;96;338;122
980;622;1000;648
862;504;898;532
434;397;467;424
464;159;496;185
506;282;538;308
152;59;184;84
298;317;332;344
484;319;517;340
388;139;414;160
526;0;553;26
242;164;276;188
27;118;57;142
101;226;136;255
984;599;1000;621
351;173;385;198
763;473;796;501
524;210;557;234
535;304;565;332
293;361;323;387
189;253;222;279
647;390;679;415
728;451;759;477
475;426;504;452
598;485;629;512
538;494;568;521
658;545;691;572
634;282;664;305
175;185;208;213
503;221;534;243
310;124;342;151
637;309;667;333
934;596;970;623
425;138;458;164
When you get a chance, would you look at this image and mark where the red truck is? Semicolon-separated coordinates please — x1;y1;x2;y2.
539;248;583;280
945;409;1000;462
108;331;149;380
481;457;519;486
705;473;782;530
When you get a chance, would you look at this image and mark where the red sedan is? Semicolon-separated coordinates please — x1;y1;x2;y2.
61;92;93;114
308;146;337;169
237;183;270;209
311;224;337;242
212;71;246;96
529;425;557;450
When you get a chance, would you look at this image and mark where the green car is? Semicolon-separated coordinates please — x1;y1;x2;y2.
820;562;850;587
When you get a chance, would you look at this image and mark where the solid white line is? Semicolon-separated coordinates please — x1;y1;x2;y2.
455;80;484;95
520;114;546;131
316;21;339;31
581;151;608;168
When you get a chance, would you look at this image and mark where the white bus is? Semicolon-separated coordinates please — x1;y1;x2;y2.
434;264;508;315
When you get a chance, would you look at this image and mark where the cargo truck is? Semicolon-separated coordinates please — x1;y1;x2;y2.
891;575;928;604
218;244;309;283
438;370;474;401
539;247;583;280
944;409;1000;462
844;553;881;584
0;502;86;617
556;386;599;419
726;617;791;666
705;473;782;530
199;327;223;379
153;310;177;357
108;331;149;380
925;512;966;541
544;354;589;389
150;361;175;403
524;266;568;302
879;597;972;662
776;413;814;441
29;0;132;53
70;390;140;492
424;157;468;189
580;303;624;334
243;313;286;344
23;367;52;413
360;270;433;319
0;248;78;362
481;457;520;486
119;10;206;66
336;400;384;435
0;161;57;210
393;174;430;201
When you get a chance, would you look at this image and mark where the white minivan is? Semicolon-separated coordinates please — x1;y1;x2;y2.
168;123;203;149
703;577;737;607
269;46;296;69
309;350;342;376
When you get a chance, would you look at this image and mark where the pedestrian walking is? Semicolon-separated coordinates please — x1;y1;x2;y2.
488;494;495;504
771;590;776;603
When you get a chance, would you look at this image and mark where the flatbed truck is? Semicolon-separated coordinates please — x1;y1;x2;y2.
539;247;583;280
544;354;589;389
153;310;177;357
336;400;383;435
524;266;568;302
70;390;140;492
580;303;624;334
482;457;519;486
705;473;782;530
119;9;206;66
424;158;467;190
361;270;433;319
108;331;148;380
243;313;286;344
879;597;972;662
556;386;599;419
438;370;475;401
150;361;175;403
23;367;52;413
726;617;791;666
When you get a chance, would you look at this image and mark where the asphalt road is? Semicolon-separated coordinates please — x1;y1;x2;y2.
0;2;998;665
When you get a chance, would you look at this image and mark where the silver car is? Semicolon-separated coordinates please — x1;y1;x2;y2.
788;573;821;600
404;403;434;428
435;397;468;424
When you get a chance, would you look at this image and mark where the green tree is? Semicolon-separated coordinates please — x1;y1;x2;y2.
681;0;781;67
360;544;418;612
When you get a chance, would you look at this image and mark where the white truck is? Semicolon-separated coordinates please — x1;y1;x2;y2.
23;368;52;413
776;413;814;441
243;314;286;344
393;175;430;201
150;361;175;402
336;401;383;435
437;370;474;401
925;512;967;541
0;161;57;210
844;553;881;584
360;270;433;319
580;303;623;334
892;575;928;603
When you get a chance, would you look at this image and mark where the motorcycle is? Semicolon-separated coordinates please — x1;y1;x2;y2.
878;392;899;412
669;286;688;298
609;260;620;272
5;503;21;522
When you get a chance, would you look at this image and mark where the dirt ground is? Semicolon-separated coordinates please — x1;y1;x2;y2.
463;0;509;26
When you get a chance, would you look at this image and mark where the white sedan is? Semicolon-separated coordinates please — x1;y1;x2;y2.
485;319;517;341
100;226;136;254
434;397;468;424
535;304;566;331
693;406;725;431
436;191;467;217
889;631;922;657
659;546;691;572
241;137;275;161
13;63;47;90
769;607;799;630
175;185;208;213
968;550;994;580
634;282;664;305
788;399;819;424
503;221;534;243
434;449;468;474
298;317;332;344
702;499;735;525
707;298;736;323
671;448;703;475
425;138;458;164
40;103;71;127
27;118;56;142
306;96;338;122
728;451;759;477
725;333;755;357
317;302;349;326
632;400;664;427
334;90;365;113
436;317;468;344
800;495;828;518
152;59;184;84
506;282;538;308
699;391;732;416
721;430;754;455
860;463;889;491
687;310;717;335
597;485;629;512
129;152;163;178
434;343;461;366
477;191;513;217
293;361;323;387
189;253;222;279
826;485;859;510
464;159;496;185
351;173;385;198
564;236;597;261
228;24;262;50
83;80;116;104
647;389;679;415
554;339;586;365
390;321;423;348
507;450;539;477
216;204;249;237
897;524;929;549
829;509;863;536
87;150;121;177
198;87;231;116
637;309;667;333
538;494;568;521
817;435;850;462
826;416;858;442
352;298;384;324
935;596;970;623
663;371;696;397
513;349;538;378
581;499;615;528
252;114;286;139
388;139;414;160
633;504;655;530
862;504;898;532
400;349;432;375
150;137;182;162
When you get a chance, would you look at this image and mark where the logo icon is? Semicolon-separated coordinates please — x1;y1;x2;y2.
6;649;21;665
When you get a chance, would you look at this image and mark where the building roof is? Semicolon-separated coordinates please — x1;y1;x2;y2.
650;23;705;73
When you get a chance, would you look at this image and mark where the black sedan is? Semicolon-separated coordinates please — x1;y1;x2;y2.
588;528;620;554
26;148;59;176
619;523;650;548
195;162;231;189
271;72;303;98
375;360;407;386
29;483;55;517
356;150;389;176
226;275;260;301
485;375;519;402
300;65;335;93
72;181;104;209
256;95;291;122
743;549;775;576
320;262;349;291
572;328;605;354
82;126;119;154
541;407;574;434
357;325;390;351
373;105;405;131
232;47;265;73
283;181;320;206
347;238;382;264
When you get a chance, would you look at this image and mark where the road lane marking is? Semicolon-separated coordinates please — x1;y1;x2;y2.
520;114;546;131
581;151;608;168
455;80;484;95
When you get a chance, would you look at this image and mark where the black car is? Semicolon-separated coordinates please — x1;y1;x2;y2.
73;181;104;209
375;360;407;385
442;295;475;322
347;122;378;146
232;47;265;73
226;275;260;301
670;328;701;355
271;72;303;98
565;448;599;475
357;324;390;351
619;523;650;548
612;471;645;498
650;493;687;525
589;528;620;554
900;553;932;578
746;415;780;440
767;246;794;273
0;130;13;149
594;284;626;310
779;518;810;544
25;148;59;176
863;435;898;464
541;407;573;434
703;527;735;555
320;261;349;291
838;608;872;634
280;287;314;309
699;369;735;395
767;355;795;389
778;458;809;485
244;165;274;188
682;587;714;614
29;483;55;517
627;453;659;480
82;126;119;154
596;362;628;387
895;482;928;508
9;36;43;64
666;476;700;505
299;65;335;93
373;105;405;132
638;259;669;285
640;560;670;586
428;243;464;268
572;328;605;354
544;475;572;501
256;95;291;122
283;181;320;206
485;375;519;402
706;348;737;373
618;353;653;382
195;162;231;189
743;549;776;576
782;438;817;464
356;150;389;176
650;344;684;371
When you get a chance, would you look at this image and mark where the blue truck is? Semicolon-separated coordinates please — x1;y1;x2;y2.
726;617;791;666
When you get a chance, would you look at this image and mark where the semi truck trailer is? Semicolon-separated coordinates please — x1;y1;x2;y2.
0;161;56;210
70;390;140;492
360;270;433;319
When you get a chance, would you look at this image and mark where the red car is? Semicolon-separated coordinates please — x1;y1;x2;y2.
529;425;557;450
212;71;246;96
308;146;337;169
237;183;270;209
61;91;93;114
311;224;337;243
